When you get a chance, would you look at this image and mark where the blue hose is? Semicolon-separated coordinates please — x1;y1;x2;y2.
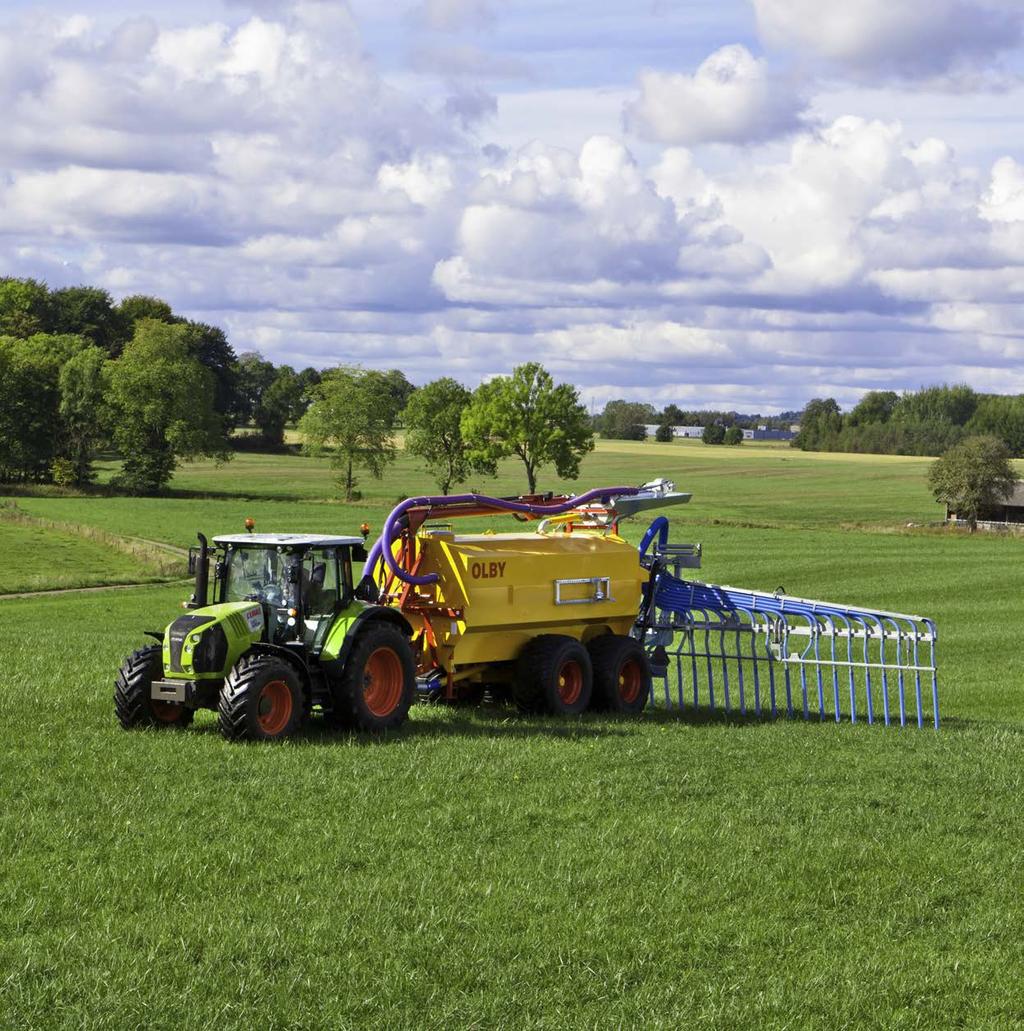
639;516;669;560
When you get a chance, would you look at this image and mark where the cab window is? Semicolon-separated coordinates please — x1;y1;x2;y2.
302;548;340;617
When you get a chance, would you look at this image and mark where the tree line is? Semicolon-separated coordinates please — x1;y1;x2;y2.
0;277;593;498
793;385;1024;457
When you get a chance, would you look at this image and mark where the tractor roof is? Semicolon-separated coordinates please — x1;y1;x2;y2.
213;533;363;548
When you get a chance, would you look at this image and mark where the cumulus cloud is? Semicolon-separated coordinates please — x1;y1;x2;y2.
2;4;1024;410
752;0;1024;80
625;45;808;146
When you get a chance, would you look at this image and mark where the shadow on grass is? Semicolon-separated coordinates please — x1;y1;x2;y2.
181;700;994;745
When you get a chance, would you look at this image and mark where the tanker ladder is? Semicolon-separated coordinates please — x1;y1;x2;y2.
636;518;939;729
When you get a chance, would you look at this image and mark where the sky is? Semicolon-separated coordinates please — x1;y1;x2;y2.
3;0;1024;413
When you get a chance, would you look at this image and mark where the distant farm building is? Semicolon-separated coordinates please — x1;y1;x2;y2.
643;425;706;439
643;424;795;441
944;483;1024;529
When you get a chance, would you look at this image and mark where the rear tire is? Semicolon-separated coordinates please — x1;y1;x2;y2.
514;635;592;716
331;623;416;732
588;635;650;714
218;653;307;742
115;645;194;730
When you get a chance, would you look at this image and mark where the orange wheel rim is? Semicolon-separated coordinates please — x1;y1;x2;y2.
557;659;583;706
152;701;183;723
363;648;404;717
619;658;643;704
258;679;293;735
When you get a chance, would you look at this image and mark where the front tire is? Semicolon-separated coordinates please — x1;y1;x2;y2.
513;635;592;716
218;653;307;742
115;645;194;730
331;623;416;732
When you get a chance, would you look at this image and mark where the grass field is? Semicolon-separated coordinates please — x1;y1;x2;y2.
3;440;1023;1028
0;521;172;594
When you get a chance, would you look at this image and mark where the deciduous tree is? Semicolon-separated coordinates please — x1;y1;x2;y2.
403;377;478;494
299;367;398;500
928;435;1019;532
105;320;230;494
461;363;594;493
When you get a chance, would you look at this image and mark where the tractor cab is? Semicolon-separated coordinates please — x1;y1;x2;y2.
208;533;364;649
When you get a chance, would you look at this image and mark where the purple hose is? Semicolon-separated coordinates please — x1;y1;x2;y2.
373;486;641;587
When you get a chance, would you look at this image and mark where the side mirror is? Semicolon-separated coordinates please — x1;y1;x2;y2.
352;543;368;562
188;548;198;575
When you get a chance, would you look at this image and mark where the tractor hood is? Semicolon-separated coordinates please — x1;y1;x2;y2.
162;602;265;680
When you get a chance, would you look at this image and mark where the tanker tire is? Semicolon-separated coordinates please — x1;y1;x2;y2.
330;622;416;732
218;653;308;742
115;644;194;730
588;635;650;714
514;635;592;716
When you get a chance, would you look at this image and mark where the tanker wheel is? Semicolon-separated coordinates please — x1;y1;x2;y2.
588;635;651;715
513;635;593;716
331;622;416;732
218;653;308;742
115;645;194;730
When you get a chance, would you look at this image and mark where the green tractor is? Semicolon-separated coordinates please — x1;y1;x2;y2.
114;530;416;741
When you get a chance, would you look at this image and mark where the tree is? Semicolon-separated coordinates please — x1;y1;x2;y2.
403;378;479;494
292;367;322;422
57;346;107;485
702;423;726;445
232;352;278;425
895;384;978;427
928;434;1019;532
105;320;230;494
255;366;302;446
461;362;594;493
118;294;175;326
183;322;238;422
50;285;128;355
381;369;416;420
967;394;1024;456
0;277;52;338
661;404;685;425
299;367;398;500
599;399;655;440
655;421;674;443
848;390;899;426
724;425;744;445
793;398;842;450
0;333;87;483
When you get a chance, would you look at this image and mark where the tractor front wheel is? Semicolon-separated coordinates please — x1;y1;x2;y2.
588;635;650;714
218;654;307;742
513;635;593;716
331;623;416;732
115;645;194;730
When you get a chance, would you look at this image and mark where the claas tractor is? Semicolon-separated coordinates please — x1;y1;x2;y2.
114;529;418;740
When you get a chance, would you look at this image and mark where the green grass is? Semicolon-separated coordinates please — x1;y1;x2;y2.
2;584;1022;1028
12;438;945;550
3;443;1024;1027
0;521;172;594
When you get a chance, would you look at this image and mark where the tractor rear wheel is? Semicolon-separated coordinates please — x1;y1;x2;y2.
588;635;650;714
218;653;307;742
513;635;592;716
115;645;194;730
331;622;416;732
